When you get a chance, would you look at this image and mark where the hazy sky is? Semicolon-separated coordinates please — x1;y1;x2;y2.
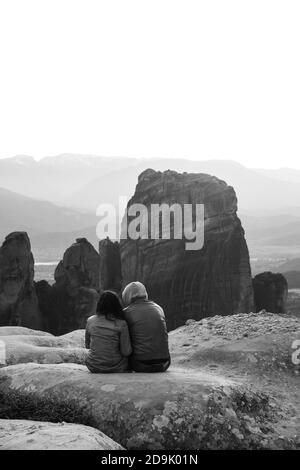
0;0;299;168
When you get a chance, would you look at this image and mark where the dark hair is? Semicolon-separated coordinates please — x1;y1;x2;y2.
96;290;125;321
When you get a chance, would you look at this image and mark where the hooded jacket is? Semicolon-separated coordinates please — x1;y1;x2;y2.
122;282;170;362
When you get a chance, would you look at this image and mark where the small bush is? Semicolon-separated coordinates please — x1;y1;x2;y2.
0;389;96;428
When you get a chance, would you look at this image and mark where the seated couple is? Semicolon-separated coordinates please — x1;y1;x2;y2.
85;281;170;373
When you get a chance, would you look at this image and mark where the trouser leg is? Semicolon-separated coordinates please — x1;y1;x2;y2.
130;358;171;373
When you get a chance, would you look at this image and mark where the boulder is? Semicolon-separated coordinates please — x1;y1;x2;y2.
253;272;288;314
0;362;285;450
55;238;100;291
59;329;86;348
120;169;254;330
0;419;123;450
0;313;299;449
99;237;122;294
0;327;87;366
0;232;42;329
0;326;52;337
169;311;300;375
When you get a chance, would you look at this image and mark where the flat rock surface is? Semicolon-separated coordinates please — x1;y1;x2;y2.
0;362;297;449
0;327;52;336
0;419;123;450
169;311;300;373
0;312;299;449
0;328;87;366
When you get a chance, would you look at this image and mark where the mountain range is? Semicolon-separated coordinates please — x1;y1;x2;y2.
1;154;300;215
1;154;300;278
0;186;97;260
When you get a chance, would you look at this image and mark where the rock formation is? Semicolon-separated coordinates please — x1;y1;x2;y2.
120;169;254;330
0;326;87;367
0;419;124;450
0;232;41;329
0;312;299;449
37;238;100;335
0;326;52;337
55;237;100;291
99;237;122;294
169;311;300;374
253;272;288;314
0;362;283;450
34;280;53;331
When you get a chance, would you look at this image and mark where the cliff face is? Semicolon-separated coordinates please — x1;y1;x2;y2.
120;169;254;330
99;238;122;294
55;237;100;291
0;232;41;328
37;238;100;335
253;272;288;314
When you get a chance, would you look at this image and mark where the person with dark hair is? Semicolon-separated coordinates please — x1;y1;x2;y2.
122;282;170;373
85;290;132;373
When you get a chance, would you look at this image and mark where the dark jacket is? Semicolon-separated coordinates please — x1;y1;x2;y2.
124;299;170;362
85;314;132;373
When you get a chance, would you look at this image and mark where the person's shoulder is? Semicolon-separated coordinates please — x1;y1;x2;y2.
147;300;164;311
115;318;129;329
86;314;97;324
123;305;133;316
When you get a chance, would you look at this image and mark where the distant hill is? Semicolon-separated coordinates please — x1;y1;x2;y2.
283;271;300;289
1;155;300;216
241;214;300;236
65;158;300;214
241;214;300;245
2;154;300;265
278;258;300;272
0;154;138;204
30;226;98;262
255;167;300;185
0;187;97;245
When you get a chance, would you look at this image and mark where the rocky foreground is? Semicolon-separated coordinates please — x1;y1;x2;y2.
0;311;299;450
0;419;123;450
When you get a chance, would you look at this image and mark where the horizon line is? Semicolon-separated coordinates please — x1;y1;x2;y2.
0;153;300;172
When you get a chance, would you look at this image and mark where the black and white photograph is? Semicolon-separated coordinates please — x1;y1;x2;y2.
0;0;299;459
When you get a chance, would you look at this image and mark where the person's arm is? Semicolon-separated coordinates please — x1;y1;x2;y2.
85;321;91;349
120;323;132;357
